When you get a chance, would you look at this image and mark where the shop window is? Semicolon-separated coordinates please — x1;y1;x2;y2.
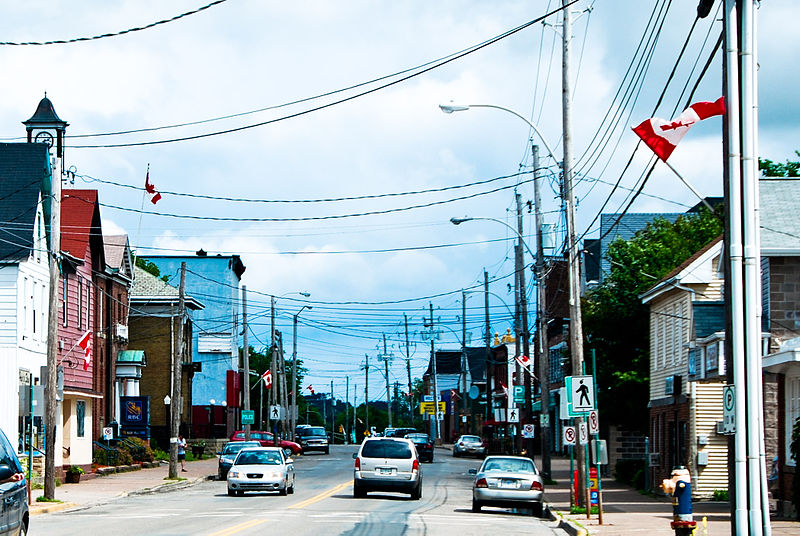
76;400;85;438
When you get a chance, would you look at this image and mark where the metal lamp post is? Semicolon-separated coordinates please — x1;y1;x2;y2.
292;305;312;441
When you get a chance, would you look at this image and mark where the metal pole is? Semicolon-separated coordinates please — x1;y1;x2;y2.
591;347;604;525
484;270;491;428
242;286;251;441
562;0;588;512
534;144;551;479
517;193;533;460
168;263;186;479
405;314;413;424
346;375;350;445
44;153;61;500
384;333;392;428
364;354;369;435
330;380;335;443
430;303;440;442
292;313;298;441
514;244;522;455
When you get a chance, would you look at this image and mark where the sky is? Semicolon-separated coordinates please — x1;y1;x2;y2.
1;0;798;405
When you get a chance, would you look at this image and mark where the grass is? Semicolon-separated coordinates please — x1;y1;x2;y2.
36;496;62;503
569;505;600;515
163;476;188;482
544;478;558;486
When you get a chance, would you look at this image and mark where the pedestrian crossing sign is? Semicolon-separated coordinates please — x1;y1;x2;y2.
565;375;595;415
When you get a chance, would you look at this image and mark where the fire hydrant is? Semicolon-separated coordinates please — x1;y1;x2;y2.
661;466;696;536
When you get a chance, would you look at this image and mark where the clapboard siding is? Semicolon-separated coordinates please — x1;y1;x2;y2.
650;292;690;400
59;256;94;391
0;265;19;345
694;382;728;497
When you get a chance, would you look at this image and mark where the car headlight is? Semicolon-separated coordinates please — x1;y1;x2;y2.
228;471;241;479
268;471;282;478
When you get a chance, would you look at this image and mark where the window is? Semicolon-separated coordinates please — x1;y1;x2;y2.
35;213;42;263
97;286;103;331
76;400;86;438
361;439;412;459
78;278;83;329
62;275;68;327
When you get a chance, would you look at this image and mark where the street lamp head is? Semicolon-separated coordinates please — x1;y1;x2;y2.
299;292;311;297
439;101;470;114
450;217;472;225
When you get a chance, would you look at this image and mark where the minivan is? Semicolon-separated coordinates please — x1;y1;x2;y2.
0;428;28;535
353;437;422;500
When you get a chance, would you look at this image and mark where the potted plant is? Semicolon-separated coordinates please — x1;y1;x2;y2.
65;465;84;484
191;441;206;459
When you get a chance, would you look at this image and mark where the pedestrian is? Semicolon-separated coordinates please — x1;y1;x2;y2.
178;435;187;472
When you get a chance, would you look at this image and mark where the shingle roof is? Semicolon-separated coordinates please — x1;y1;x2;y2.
0;143;49;262
61;189;100;260
131;265;180;298
760;178;800;253
23;96;67;125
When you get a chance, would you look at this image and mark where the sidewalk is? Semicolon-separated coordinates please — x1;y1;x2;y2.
29;457;218;515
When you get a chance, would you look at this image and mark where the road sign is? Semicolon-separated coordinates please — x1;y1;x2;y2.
436;411;445;421
523;424;535;438
420;401;445;415
513;385;525;404
563;426;576;446
723;385;735;434
579;422;589;445
102;427;113;440
269;405;283;420
241;410;255;425
588;410;600;434
541;413;550;426
567;375;596;412
507;407;520;423
559;387;570;420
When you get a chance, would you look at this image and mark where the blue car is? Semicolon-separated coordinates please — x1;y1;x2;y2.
0;428;28;535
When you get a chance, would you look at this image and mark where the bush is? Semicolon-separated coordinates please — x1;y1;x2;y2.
119;437;155;463
116;447;133;466
615;458;646;488
153;448;169;461
712;489;729;501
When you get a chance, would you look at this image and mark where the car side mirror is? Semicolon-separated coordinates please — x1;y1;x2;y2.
352;453;358;459
216;451;222;456
468;469;477;475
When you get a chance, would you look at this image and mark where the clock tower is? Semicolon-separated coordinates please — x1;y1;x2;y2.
23;94;69;168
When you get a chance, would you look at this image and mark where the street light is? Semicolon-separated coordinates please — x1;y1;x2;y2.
292;305;312;441
450;216;536;260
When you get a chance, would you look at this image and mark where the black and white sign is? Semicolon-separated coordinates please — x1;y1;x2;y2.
102;427;113;440
570;375;596;412
563;426;576;446
588;410;600;435
579;422;589;445
523;424;535;438
723;385;735;434
269;405;283;420
507;407;519;423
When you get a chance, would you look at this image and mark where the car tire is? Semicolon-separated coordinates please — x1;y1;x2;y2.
227;489;235;497
453;450;459;457
410;483;421;500
531;502;543;518
279;481;288;496
353;482;367;498
236;490;244;497
289;476;295;494
471;499;481;513
324;447;330;454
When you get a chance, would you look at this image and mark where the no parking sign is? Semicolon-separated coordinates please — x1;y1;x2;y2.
563;426;576;446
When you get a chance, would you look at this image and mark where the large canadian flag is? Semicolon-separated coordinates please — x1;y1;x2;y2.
261;369;272;389
632;97;725;162
78;330;92;371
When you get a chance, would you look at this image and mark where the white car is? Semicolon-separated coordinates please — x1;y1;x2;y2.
353;437;422;499
227;447;295;496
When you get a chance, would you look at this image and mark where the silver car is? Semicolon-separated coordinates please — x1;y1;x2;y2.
353;437;422;500
470;456;545;516
454;435;486;457
227;447;295;496
217;440;260;480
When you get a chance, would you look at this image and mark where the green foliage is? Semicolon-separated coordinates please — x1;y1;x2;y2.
759;151;800;177
153;448;169;461
134;256;162;278
115;446;134;466
119;437;155;463
570;505;600;515
615;458;647;489
36;496;62;503
791;416;800;519
66;465;84;475
712;489;729;502
583;209;723;429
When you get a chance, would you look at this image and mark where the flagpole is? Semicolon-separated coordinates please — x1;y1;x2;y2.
661;160;716;212
134;164;148;256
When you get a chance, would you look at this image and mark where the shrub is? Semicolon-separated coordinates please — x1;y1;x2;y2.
118;437;154;463
153;448;169;461
712;489;729;501
116;447;133;466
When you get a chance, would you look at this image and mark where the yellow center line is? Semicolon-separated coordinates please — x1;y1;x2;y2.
208;518;269;536
288;480;353;510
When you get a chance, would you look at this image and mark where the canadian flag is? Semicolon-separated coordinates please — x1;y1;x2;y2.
78;330;92;371
144;171;162;204
261;369;272;389
515;354;535;376
632;97;725;162
306;385;315;395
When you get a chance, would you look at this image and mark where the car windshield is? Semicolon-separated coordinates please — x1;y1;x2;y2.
361;439;413;459
303;427;327;437
461;436;482;444
236;450;283;465
223;442;259;455
482;458;536;473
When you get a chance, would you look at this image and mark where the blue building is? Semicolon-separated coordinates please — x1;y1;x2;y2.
141;252;245;430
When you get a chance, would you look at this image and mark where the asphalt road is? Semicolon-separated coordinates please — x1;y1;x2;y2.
32;445;567;536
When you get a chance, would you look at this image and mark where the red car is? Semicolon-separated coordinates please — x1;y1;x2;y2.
229;430;302;455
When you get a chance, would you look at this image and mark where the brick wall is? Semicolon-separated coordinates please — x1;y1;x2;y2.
649;400;691;486
607;424;647;469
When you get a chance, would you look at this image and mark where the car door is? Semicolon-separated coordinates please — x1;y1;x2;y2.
0;430;26;536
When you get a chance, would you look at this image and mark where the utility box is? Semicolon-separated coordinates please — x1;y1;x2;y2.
697;451;709;466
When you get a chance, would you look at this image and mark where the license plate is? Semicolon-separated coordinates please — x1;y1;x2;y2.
499;479;519;489
378;468;394;475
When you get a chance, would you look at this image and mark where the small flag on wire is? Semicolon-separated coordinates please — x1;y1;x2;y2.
144;170;162;204
632;97;725;162
78;330;92;371
261;369;272;389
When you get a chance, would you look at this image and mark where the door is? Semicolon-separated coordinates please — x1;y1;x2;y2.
0;429;26;535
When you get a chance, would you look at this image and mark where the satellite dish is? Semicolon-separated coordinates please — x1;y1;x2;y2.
468;385;480;400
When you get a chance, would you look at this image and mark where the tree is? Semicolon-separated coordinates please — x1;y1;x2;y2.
759;151;800;177
583;209;723;430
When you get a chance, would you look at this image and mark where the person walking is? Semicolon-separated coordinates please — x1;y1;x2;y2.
177;435;187;472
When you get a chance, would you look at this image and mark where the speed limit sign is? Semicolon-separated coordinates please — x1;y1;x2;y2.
563;426;576;446
588;410;600;435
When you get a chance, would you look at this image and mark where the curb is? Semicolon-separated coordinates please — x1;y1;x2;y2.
30;502;79;516
548;507;589;536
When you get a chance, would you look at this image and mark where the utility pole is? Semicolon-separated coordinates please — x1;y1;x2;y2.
404;314;413;423
242;286;251;441
345;375;350;444
364;354;370;435
484;270;491;426
518;193;533;460
270;297;276;409
352;384;357;441
330;380;335;442
168;263;186;479
44;154;62;500
430;302;439;442
514;243;522;455
382;333;392;428
461;291;468;433
533;145;551;479
562;0;588;513
279;334;288;440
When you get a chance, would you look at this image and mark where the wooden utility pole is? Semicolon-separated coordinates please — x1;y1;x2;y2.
345;375;350;444
364;354;370;434
429;303;439;442
44;157;61;500
404;314;413;423
461;291;468;433
517;193;534;459
278;334;288;440
168;262;186;479
484;270;491;426
382;333;392;428
270;298;276;409
242;286;251;441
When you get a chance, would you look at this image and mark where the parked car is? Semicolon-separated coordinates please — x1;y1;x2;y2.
227;447;295;497
0;428;28;535
296;426;329;454
217;440;260;480
469;455;544;517
353;437;422;500
385;427;417;438
453;435;486;458
405;433;434;463
229;431;302;456
294;424;312;437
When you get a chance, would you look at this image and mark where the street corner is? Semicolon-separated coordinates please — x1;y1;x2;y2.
29;501;80;516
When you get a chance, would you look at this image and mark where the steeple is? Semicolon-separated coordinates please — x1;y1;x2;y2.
23;94;69;159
